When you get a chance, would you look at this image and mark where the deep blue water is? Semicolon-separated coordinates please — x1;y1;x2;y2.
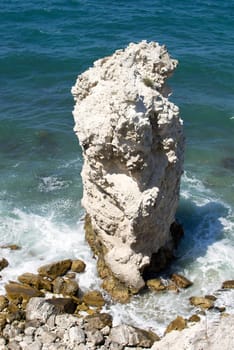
0;0;233;332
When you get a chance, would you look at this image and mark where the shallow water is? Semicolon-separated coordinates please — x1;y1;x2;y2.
0;0;233;334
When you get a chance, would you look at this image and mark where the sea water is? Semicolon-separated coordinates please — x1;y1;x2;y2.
0;0;233;335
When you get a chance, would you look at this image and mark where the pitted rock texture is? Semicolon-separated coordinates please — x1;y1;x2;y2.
72;41;184;291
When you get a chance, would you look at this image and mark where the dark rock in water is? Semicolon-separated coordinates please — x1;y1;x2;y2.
0;244;21;250
46;298;77;314
189;296;214;309
222;280;234;289
170;221;184;248
146;278;167;291
37;259;72;279
165;316;187;334
0;258;9;271
71;259;86;273
171;273;193;289
82;290;105;307
5;282;44;303
221;157;234;170
188;314;201;323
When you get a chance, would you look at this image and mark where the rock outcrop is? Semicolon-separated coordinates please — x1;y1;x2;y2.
72;41;184;292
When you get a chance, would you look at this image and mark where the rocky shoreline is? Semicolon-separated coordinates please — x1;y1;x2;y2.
1;255;233;349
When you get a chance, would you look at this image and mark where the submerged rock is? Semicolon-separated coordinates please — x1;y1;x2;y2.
189;296;214;310
0;258;9;271
37;259;72;279
165;316;187;334
222;280;234;289
72;41;184;293
171;273;193;289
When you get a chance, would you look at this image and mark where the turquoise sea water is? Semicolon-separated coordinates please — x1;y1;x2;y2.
0;0;233;333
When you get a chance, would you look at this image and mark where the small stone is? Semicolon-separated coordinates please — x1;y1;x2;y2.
55;314;83;330
85;313;112;331
0;258;9;271
38;259;72;279
39;329;57;344
0;295;9;311
24;340;42;350
189;296;214;309
100;325;110;335
69;326;86;344
171;273;193;288
215;306;226;312
0;338;6;346
83;290;105;307
7;341;22;350
109;342;124;350
146;279;166;291
0;244;21;250
66;272;76;279
205;294;217;301
165;316;187;334
71;260;86;273
222;280;234;289
86;330;104;345
24;326;36;336
188;314;201;322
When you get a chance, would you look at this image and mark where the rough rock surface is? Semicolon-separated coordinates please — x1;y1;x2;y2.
72;40;184;291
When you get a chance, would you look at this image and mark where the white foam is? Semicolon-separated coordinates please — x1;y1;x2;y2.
0;209;100;293
0;171;233;335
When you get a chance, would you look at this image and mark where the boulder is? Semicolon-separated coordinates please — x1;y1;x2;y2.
146;278;167;291
72;40;184;292
171;273;193;289
5;282;44;302
222;280;234;289
52;276;79;297
0;257;9;271
188;314;201;323
37;259;72;279
189;296;214;309
26;297;60;322
165;316;187;334
71;259;86;273
18;273;52;292
109;324;159;347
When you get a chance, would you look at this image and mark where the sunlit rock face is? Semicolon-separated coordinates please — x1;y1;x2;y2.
72;41;184;292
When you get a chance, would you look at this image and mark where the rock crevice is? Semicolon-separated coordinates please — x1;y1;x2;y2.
72;41;184;293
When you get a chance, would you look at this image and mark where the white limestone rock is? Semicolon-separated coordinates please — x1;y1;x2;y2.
72;41;184;291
